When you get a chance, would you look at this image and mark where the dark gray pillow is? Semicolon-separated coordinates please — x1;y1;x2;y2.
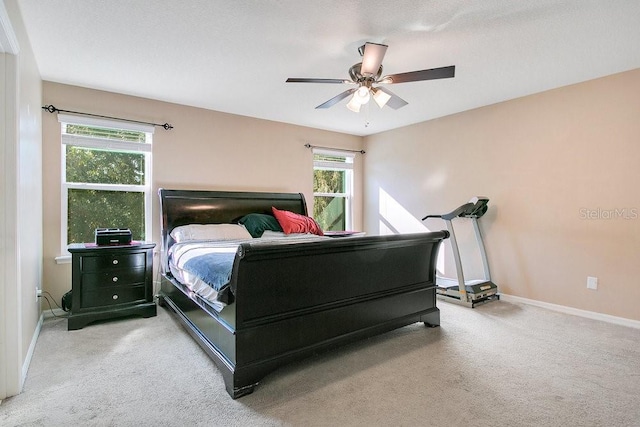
238;213;283;237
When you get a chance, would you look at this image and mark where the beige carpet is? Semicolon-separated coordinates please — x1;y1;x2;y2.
1;299;639;426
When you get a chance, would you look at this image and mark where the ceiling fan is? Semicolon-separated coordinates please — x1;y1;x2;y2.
286;42;455;112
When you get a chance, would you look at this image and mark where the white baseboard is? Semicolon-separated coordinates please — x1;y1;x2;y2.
500;294;640;329
42;307;67;320
21;313;44;390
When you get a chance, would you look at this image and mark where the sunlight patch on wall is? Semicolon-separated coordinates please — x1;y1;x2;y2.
378;187;428;235
378;187;446;274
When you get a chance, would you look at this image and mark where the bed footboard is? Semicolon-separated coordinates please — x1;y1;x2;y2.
160;231;447;398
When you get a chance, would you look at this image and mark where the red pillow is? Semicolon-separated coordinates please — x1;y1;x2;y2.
271;207;324;236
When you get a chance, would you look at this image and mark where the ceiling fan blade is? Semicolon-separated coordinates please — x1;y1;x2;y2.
360;42;388;76
315;88;357;109
375;87;408;109
382;65;455;84
286;78;350;84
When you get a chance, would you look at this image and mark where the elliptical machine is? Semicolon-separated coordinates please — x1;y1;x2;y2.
422;197;499;308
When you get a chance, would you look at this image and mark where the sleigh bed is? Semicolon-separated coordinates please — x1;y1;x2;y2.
157;188;448;398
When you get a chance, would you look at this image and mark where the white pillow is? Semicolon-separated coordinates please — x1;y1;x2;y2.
170;224;252;243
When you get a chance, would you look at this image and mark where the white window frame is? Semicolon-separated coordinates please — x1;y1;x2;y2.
58;114;153;257
312;148;354;231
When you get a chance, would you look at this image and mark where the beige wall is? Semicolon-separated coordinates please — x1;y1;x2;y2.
363;68;640;321
42;82;363;302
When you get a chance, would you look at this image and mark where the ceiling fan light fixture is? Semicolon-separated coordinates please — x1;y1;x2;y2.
355;86;371;103
346;96;362;112
346;86;371;112
372;88;391;108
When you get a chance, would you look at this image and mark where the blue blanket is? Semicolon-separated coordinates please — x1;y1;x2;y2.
183;251;236;292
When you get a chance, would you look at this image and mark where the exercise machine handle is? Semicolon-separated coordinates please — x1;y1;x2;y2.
422;197;490;221
422;214;442;220
422;202;475;221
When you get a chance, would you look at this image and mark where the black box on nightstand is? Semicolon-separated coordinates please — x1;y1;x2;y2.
95;228;132;245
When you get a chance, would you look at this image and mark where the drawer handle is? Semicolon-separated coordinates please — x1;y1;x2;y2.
112;276;118;282
112;294;119;300
112;259;119;265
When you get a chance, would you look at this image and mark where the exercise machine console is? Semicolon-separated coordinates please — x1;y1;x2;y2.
422;197;499;308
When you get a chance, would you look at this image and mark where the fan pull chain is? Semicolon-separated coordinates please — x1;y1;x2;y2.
364;101;371;127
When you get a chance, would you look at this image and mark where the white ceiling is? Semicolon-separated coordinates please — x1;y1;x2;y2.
17;0;640;136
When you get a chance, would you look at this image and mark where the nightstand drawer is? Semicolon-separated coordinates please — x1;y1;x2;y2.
81;285;146;308
81;267;146;289
82;252;146;273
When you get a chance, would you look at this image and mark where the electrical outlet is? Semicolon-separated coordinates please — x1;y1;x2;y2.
587;276;598;290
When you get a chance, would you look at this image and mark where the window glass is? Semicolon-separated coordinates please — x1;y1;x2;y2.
61;119;152;248
313;151;353;231
67;189;145;243
314;195;346;231
65;124;147;143
66;146;146;186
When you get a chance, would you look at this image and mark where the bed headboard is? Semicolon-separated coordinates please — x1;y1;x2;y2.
158;188;308;272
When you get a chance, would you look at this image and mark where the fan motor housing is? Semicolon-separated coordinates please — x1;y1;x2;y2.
349;63;383;83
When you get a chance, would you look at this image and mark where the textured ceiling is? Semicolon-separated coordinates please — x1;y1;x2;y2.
17;0;640;136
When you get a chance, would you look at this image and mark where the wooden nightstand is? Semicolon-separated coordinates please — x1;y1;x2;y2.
67;242;157;330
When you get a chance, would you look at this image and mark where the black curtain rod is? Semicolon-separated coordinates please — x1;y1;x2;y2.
304;143;365;154
42;104;173;130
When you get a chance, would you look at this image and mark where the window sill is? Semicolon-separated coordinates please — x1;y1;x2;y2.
55;255;71;264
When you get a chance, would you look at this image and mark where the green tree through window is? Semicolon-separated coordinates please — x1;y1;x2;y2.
68;190;145;243
62;121;152;246
313;152;353;231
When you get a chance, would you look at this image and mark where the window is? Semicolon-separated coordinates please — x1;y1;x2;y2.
313;149;354;231
59;114;153;252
